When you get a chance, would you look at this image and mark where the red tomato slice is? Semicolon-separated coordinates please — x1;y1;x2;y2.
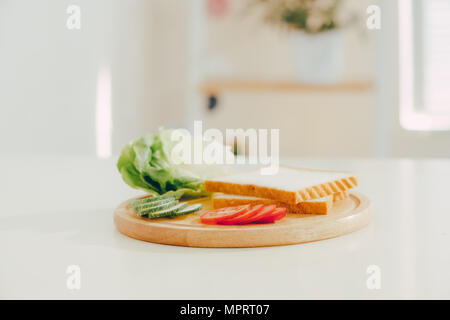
217;204;265;225
200;205;250;224
254;207;287;224
242;204;277;224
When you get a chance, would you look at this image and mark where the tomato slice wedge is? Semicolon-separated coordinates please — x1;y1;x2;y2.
217;204;265;225
200;205;250;224
254;207;287;224
242;204;277;224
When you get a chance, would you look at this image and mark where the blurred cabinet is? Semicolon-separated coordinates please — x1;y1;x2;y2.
201;90;375;157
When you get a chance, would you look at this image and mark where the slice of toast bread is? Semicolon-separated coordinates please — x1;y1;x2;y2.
333;190;349;201
205;166;358;204
212;191;349;215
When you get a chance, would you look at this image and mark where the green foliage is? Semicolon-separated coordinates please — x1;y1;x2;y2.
117;129;208;197
253;0;347;34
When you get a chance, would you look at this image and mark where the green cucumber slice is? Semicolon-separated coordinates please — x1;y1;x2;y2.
137;199;177;216
131;191;183;206
147;202;188;219
171;203;203;217
133;197;175;211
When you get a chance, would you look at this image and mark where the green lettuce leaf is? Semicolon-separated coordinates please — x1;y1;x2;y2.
117;128;232;197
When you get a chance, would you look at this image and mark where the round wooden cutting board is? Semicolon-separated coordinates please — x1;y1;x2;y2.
114;192;371;248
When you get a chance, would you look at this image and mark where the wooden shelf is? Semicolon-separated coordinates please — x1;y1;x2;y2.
199;80;373;95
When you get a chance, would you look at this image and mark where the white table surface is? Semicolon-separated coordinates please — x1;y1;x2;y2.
1;155;449;299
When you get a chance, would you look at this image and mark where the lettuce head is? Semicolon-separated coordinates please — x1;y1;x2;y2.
117;128;233;197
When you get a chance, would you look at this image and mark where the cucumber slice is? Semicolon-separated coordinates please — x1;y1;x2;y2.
147;202;188;219
171;203;203;217
133;197;175;211
131;195;164;206
131;191;183;206
137;199;178;216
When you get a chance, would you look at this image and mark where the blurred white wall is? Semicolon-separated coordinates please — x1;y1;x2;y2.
0;0;192;156
2;0;447;159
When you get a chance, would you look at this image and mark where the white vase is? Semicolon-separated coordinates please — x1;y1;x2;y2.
290;30;344;84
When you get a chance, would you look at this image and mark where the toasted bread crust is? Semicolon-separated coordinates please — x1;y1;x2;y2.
212;197;332;214
211;191;349;215
205;180;297;204
333;190;349;202
205;174;358;204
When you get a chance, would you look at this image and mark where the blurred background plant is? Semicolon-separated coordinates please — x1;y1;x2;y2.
246;0;361;83
252;0;356;33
